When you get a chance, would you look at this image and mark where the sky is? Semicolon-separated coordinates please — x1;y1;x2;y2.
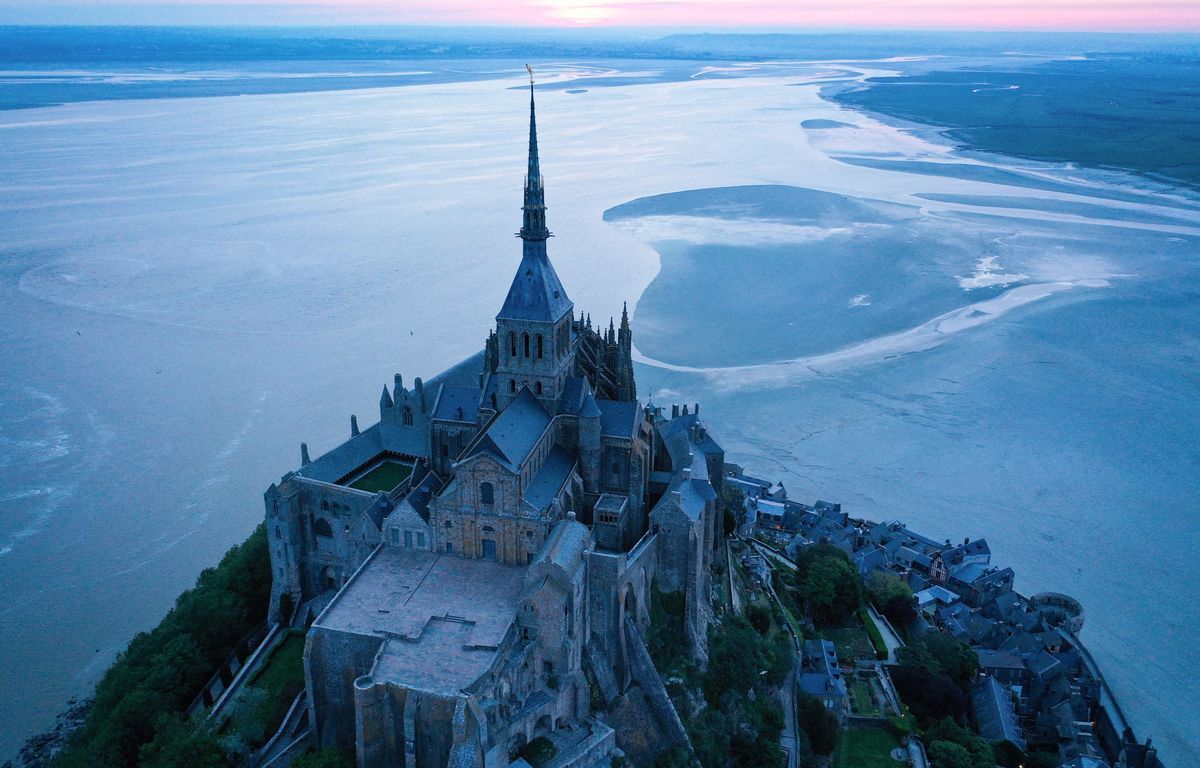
2;0;1198;31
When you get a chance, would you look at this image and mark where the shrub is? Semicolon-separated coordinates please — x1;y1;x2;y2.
889;665;967;723
796;694;839;755
520;736;557;767
859;607;889;660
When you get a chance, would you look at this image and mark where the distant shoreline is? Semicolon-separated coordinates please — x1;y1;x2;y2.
823;56;1200;193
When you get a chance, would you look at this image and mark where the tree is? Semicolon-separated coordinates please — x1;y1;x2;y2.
927;741;974;768
137;715;226;768
899;633;978;690
796;695;838;755
889;665;968;723
795;545;861;627
292;748;356;768
865;571;916;629
992;740;1026;768
689;709;731;768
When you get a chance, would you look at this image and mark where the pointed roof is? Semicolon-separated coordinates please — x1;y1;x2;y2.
462;387;551;472
579;390;602;419
498;250;573;323
498;75;573;324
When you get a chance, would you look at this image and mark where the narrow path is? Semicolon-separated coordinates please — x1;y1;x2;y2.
865;603;904;664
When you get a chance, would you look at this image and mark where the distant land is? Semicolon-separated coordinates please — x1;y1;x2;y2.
829;55;1200;189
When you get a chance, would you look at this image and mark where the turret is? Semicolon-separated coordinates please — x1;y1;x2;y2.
580;390;602;495
380;385;393;411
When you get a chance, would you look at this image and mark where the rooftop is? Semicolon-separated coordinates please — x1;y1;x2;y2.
317;548;525;694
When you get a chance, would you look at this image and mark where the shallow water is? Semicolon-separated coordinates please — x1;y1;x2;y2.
0;58;1197;765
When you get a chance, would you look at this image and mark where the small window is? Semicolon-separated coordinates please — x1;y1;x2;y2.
321;500;329;511
482;525;496;533
509;331;517;357
445;542;454;554
480;482;494;505
510;379;516;393
404;530;413;548
390;529;399;545
444;520;453;528
536;382;543;396
536;334;543;359
416;532;426;548
523;333;530;358
274;526;281;539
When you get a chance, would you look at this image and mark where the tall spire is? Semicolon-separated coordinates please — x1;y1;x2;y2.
520;64;550;243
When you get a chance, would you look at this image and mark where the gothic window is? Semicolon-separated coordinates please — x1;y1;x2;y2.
509;332;517;357
403;407;413;426
523;333;530;358
480;482;494;505
274;526;281;539
536;334;543;359
314;518;333;538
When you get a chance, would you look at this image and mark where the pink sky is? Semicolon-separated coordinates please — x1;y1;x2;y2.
379;0;1200;31
4;0;1198;30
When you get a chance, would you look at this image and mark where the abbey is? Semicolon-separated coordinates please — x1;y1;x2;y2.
263;83;723;768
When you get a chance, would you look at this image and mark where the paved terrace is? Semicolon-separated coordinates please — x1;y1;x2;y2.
317;548;525;695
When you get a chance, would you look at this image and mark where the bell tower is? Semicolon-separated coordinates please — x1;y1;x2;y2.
494;68;575;411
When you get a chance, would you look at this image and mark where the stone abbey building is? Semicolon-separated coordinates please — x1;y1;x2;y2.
264;83;724;768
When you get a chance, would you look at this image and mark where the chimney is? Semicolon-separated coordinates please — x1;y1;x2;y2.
300;442;311;466
671;404;679;418
415;377;425;410
694;402;700;414
682;404;689;415
350;415;360;437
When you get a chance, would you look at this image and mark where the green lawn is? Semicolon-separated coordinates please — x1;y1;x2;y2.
823;624;875;661
349;461;412;493
833;728;902;768
226;630;307;746
849;679;880;716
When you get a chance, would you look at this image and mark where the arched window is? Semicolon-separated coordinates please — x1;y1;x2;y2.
482;525;496;533
480;482;494;505
536;382;543;396
509;331;517;357
523;333;530;358
314;518;333;538
274;526;281;539
536;334;543;359
403;406;413;426
510;379;516;393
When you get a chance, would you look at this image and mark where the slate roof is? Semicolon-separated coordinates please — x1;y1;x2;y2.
532;517;590;572
433;385;481;424
299;423;427;485
798;639;847;700
977;649;1026;672
524;446;576;513
497;250;573;323
973;676;1026;748
579;390;602;419
463;388;550;473
596;398;638;438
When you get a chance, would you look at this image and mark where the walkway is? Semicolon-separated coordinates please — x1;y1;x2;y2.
865;603;904;664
